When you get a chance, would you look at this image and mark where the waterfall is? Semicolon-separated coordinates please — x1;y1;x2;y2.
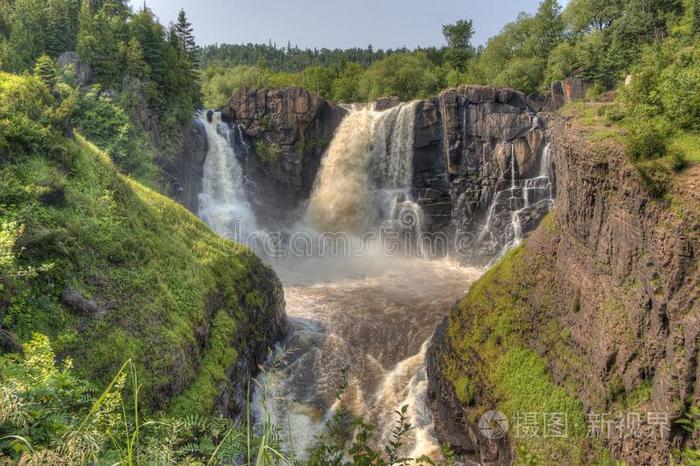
508;145;523;247
306;101;423;246
305;108;378;234
477;140;555;257
197;111;258;243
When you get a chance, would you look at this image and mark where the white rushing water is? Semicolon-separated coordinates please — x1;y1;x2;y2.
478;139;555;258
306;102;423;244
197;111;258;242
253;257;483;458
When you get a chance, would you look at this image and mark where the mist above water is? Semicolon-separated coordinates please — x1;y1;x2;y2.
196;103;486;459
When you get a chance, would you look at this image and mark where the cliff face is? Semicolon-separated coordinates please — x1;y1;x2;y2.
426;115;699;465
413;85;550;261
168;117;207;213
224;87;347;227
169;86;553;255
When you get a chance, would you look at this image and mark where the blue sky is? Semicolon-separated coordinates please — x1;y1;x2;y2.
132;0;569;50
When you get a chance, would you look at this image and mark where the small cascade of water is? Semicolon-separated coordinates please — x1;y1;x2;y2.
477;140;555;257
508;144;523;247
462;103;468;160
197;111;258;243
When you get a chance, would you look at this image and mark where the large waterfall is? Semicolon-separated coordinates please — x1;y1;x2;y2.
194;100;552;460
306;101;422;242
305;108;378;233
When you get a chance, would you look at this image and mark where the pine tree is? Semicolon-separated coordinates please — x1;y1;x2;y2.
34;54;58;89
5;0;49;71
174;9;197;61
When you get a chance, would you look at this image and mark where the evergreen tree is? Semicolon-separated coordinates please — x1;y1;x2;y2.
34;53;58;89
174;9;197;61
5;0;49;71
442;19;475;70
46;0;81;57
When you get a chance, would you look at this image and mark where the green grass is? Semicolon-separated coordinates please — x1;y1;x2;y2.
0;72;277;415
169;310;239;415
454;376;475;405
494;347;587;464
669;132;700;165
441;237;603;465
560;102;627;144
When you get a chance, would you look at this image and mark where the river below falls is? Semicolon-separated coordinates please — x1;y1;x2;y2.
252;254;484;459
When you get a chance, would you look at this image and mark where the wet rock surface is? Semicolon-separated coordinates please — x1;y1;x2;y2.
226;87;347;227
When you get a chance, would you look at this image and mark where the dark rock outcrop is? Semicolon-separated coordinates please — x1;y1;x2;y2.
550;76;589;108
57;51;93;86
225;87;347;227
374;95;400;111
413;85;550;261
213;262;287;417
61;288;106;317
168;118;207;213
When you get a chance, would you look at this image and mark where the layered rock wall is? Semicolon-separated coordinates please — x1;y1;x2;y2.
413;85;549;260
225;87;347;226
426;115;699;464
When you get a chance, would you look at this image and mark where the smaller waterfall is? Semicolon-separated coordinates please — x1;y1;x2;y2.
197;111;258;243
477;140;555;258
508;145;523;247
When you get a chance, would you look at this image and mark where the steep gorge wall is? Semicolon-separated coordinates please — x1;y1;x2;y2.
168;118;208;212
426;116;699;465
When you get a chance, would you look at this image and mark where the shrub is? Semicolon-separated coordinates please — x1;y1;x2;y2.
627;127;667;161
455;376;475;405
637;160;670;197
604;104;626;123
670;149;689;172
255;140;282;164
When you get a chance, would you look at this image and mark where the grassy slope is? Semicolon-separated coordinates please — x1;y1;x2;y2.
441;232;601;465
0;72;273;415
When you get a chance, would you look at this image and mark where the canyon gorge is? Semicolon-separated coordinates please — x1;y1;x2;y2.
168;83;698;464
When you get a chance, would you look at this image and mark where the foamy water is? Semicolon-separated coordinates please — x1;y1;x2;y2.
253;256;484;459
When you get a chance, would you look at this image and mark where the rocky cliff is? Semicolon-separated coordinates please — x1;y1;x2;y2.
168;117;208;212
224;87;347;227
413;85;551;261
184;85;551;258
426;115;699;465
